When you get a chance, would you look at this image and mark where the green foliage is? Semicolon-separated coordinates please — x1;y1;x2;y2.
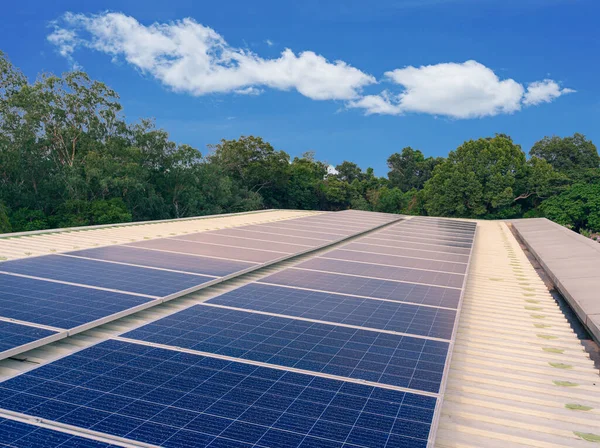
387;147;442;192
90;199;132;225
335;161;363;183
208;135;290;208
0;201;11;233
0;50;598;238
368;187;406;214
10;209;48;232
422;135;527;218
538;183;600;232
530;133;599;177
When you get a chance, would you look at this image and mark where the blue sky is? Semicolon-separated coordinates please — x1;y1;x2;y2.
2;0;598;174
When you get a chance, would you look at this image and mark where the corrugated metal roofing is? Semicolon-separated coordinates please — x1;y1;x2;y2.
0;213;598;447
436;221;600;447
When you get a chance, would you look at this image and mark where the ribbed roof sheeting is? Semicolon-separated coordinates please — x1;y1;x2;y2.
436;221;600;448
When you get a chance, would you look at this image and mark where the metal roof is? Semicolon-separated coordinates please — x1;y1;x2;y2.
435;221;600;447
0;212;598;447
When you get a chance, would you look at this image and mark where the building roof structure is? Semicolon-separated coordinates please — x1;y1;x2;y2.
0;210;597;448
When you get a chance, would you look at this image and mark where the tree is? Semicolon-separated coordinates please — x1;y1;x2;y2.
322;177;353;210
530;133;599;177
387;147;442;192
208;136;290;208
287;153;328;210
0;201;11;233
539;183;600;232
423;135;527;218
335;161;363;183
368;187;406;214
515;157;570;206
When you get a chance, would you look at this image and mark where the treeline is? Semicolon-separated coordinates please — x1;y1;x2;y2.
1;52;599;235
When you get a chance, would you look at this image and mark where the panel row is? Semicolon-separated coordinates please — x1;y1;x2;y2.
0;339;435;448
0;211;400;360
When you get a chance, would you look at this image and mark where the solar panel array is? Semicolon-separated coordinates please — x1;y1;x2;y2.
0;211;399;361
0;213;476;447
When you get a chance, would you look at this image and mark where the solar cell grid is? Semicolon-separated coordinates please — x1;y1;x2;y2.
378;229;474;243
170;234;310;253
358;238;471;257
68;246;254;277
407;218;476;229
123;305;449;393
387;224;475;237
0;321;59;356
0;274;153;329
127;239;281;263
0;255;213;297
368;233;472;249
207;283;457;339
0;339;435;447
253;223;351;236
260;269;461;308
289;219;370;230
238;225;342;241
295;258;464;288
208;228;328;246
0;417;116;448
405;220;475;230
325;249;468;274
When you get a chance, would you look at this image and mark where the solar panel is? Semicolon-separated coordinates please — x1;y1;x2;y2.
259;269;462;308
294;258;465;288
0;339;435;448
208;283;457;339
127;238;294;263
168;234;313;253
123;305;448;392
0;213;474;446
0;274;153;329
204;228;330;246
377;229;474;244
358;237;471;255
323;249;468;273
0;255;214;297
0;417;117;447
69;246;255;276
0;211;402;361
0;321;61;359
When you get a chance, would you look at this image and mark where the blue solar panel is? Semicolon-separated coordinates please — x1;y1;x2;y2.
0;340;435;447
0;417;116;447
69;246;255;277
260;269;461;308
208;283;456;340
0;321;58;355
295;258;465;288
0;255;213;296
326;249;468;274
0;274;153;329
381;228;474;242
123;306;448;392
358;237;471;256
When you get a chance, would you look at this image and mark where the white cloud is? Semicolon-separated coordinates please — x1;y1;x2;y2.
523;79;575;106
348;91;402;115
350;61;574;118
48;12;375;101
265;39;274;47
47;13;574;119
234;87;263;95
